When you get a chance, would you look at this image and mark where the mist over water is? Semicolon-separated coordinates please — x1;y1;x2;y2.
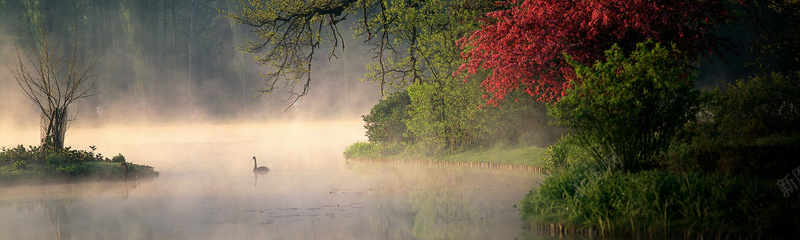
0;121;545;239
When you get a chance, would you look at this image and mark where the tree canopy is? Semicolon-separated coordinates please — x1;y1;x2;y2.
457;0;731;103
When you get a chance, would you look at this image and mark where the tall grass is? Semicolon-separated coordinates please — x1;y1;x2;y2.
521;164;800;238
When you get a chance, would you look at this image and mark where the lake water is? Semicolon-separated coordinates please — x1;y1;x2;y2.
0;121;546;239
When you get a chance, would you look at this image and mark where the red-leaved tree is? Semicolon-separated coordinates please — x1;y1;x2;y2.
457;0;731;103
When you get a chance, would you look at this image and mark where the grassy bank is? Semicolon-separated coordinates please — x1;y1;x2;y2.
520;164;800;238
0;145;158;186
343;141;549;169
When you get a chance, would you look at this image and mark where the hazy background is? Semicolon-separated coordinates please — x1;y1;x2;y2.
0;0;382;138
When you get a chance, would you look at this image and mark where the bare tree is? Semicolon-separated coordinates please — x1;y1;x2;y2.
9;31;100;150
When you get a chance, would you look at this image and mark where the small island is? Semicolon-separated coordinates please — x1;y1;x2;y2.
1;30;157;186
0;145;158;186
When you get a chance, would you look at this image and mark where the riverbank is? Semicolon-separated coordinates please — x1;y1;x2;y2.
0;145;158;186
343;142;549;173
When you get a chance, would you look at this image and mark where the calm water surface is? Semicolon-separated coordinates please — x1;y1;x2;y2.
0;121;546;239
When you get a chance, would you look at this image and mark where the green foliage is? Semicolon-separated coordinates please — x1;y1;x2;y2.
0;144;122;166
356;0;494;91
55;163;88;176
359;68;559;157
521;165;800;237
405;78;485;155
12;160;27;170
0;145;156;184
543;134;593;171
112;153;126;163
363;90;413;144
675;70;800;176
713;70;800;138
45;153;65;165
343;141;382;159
0;145;34;165
551;41;702;172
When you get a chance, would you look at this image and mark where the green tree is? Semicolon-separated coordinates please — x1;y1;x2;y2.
362;90;413;144
550;41;702;172
405;75;485;154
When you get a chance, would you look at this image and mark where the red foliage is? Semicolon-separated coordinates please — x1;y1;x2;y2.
457;0;730;102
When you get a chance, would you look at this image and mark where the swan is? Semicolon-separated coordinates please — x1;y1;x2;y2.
253;156;269;173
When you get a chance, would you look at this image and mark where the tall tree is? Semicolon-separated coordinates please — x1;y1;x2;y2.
10;31;101;149
457;0;731;103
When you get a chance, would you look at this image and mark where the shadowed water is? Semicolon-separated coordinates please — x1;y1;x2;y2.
0;121;546;239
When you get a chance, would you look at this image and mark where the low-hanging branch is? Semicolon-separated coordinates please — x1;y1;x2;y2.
221;0;357;108
222;0;482;107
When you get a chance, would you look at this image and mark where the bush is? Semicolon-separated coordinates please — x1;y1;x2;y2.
12;160;27;170
713;70;800;138
542;134;594;171
55;163;87;176
45;153;65;165
343;141;381;159
551;41;702;172
112;154;126;163
0;145;34;165
363;90;413;144
675;71;800;176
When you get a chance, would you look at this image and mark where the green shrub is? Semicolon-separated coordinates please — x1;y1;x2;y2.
55;163;87;176
551;41;702;172
542;134;593;171
0;145;33;165
363;90;413;144
45;153;65;165
713;70;800;138
675;71;800;176
343;141;381;159
112;154;126;163
12;160;27;170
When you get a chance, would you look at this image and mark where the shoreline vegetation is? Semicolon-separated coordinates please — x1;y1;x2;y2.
0;145;158;186
344;49;800;238
345;144;549;173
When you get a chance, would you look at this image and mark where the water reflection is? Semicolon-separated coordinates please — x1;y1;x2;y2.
47;199;72;240
254;172;268;186
0;180;152;239
345;161;545;239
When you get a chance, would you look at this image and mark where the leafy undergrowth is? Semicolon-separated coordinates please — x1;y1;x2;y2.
0;145;158;186
520;164;800;238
